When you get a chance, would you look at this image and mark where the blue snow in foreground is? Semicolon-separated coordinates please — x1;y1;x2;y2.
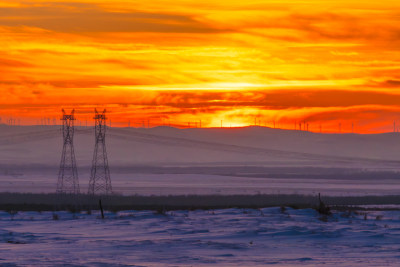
1;207;400;266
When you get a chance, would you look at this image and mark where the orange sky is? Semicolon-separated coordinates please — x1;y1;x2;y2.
1;0;400;132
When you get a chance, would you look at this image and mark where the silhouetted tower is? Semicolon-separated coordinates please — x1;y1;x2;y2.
88;109;112;195
57;109;80;194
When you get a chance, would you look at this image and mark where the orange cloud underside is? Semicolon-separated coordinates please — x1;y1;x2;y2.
1;0;400;133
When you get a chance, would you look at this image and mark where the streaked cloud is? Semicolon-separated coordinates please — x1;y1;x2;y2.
1;0;400;132
0;2;229;33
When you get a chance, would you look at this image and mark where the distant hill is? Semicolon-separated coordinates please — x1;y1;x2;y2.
0;125;400;170
2;125;400;195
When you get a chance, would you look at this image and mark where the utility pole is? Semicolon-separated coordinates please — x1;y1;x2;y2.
88;109;112;195
57;109;79;194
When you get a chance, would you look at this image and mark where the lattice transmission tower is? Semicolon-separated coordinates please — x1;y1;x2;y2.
57;109;80;194
88;109;112;195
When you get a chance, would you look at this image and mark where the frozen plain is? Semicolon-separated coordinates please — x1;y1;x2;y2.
1;124;400;196
2;125;400;265
1;207;400;266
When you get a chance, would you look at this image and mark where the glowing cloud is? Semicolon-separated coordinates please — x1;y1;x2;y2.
1;0;400;132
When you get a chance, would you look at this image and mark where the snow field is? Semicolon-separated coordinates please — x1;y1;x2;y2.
1;207;400;266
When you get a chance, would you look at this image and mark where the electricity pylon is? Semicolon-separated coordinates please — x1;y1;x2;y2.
88;109;112;195
57;109;80;194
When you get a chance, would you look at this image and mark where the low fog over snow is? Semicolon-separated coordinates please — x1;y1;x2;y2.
1;125;400;195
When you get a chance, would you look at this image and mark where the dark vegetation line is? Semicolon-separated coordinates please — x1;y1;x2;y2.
1;192;400;212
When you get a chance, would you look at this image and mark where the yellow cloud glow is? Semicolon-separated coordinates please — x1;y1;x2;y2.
1;0;400;133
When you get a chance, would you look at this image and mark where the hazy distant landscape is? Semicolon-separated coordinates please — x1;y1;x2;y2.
1;124;400;196
2;124;400;266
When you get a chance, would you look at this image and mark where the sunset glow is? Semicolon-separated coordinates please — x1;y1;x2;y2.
2;0;400;132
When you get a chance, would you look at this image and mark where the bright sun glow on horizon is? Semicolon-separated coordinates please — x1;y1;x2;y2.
1;0;400;133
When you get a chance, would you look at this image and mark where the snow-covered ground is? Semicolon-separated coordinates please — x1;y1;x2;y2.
3;173;400;196
1;125;400;196
1;207;400;266
2;125;400;265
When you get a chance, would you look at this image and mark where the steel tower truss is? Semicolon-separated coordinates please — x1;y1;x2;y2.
57;109;80;194
88;109;112;195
